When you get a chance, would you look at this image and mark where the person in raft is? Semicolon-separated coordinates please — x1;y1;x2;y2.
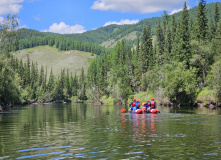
143;100;150;111
135;99;141;110
150;98;157;109
130;98;136;111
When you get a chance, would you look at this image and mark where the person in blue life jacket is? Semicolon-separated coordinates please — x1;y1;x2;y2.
135;99;141;110
143;100;150;111
130;98;136;111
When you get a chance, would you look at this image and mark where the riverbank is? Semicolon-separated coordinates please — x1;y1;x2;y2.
1;88;220;111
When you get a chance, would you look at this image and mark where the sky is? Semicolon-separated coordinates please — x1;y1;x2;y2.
0;0;220;34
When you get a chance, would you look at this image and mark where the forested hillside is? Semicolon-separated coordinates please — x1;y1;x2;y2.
87;1;221;105
63;2;221;48
17;2;220;49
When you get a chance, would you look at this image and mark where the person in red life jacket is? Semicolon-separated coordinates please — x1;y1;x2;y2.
135;99;141;110
130;98;136;111
150;98;156;109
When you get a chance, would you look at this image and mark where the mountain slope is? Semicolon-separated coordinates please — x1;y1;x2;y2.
63;2;221;47
17;2;221;49
14;46;95;77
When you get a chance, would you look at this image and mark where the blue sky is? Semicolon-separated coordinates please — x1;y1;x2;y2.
0;0;220;34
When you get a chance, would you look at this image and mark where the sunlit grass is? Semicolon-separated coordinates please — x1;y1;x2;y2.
196;87;217;102
14;46;95;77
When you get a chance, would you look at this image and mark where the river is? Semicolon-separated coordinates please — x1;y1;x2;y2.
0;104;221;159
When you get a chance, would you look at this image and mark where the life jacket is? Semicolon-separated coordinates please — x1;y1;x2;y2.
136;102;140;108
132;102;136;107
150;101;155;107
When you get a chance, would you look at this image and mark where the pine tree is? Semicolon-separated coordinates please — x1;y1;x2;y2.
47;68;55;92
72;72;78;96
171;2;191;66
25;54;31;85
214;2;220;30
78;67;87;100
195;0;208;41
141;24;153;72
65;69;71;97
213;20;221;58
43;67;47;92
164;25;172;63
38;65;44;86
156;20;164;65
134;36;142;90
172;15;177;42
181;2;191;64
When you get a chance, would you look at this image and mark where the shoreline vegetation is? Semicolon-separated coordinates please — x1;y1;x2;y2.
1;91;220;111
1;2;221;111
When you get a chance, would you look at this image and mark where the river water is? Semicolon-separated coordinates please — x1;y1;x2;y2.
0;104;221;160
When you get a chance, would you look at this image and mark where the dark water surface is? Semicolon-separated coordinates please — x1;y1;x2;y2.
0;104;221;160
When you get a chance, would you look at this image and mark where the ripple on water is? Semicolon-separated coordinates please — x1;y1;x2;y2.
0;156;10;159
16;151;65;159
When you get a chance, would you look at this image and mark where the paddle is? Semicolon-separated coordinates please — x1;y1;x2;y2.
121;109;126;112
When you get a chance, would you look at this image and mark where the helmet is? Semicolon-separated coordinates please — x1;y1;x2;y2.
151;98;154;100
147;100;149;102
136;99;139;102
133;98;136;101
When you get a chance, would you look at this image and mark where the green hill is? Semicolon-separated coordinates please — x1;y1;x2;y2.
17;2;221;49
63;2;221;47
14;46;95;77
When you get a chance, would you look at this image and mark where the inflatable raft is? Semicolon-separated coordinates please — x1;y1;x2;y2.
135;108;159;114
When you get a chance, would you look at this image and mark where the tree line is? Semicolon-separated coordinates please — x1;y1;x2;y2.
17;33;110;56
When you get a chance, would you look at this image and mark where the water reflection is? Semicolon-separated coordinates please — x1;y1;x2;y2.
0;104;221;159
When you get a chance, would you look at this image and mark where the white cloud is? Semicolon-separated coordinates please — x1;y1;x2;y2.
18;25;27;29
104;19;139;26
169;6;191;15
91;0;188;13
44;22;86;34
0;0;24;15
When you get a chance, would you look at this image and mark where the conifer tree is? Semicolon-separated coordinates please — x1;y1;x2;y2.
72;72;78;96
25;54;31;85
79;67;87;100
214;2;220;30
156;20;164;65
65;69;71;97
141;24;153;72
213;20;221;58
164;25;172;63
171;2;191;66
38;65;44;87
43;67;47;91
195;0;208;41
134;36;142;90
47;68;55;92
172;15;177;42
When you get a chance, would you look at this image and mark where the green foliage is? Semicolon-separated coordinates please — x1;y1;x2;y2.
164;62;198;104
0;59;22;105
195;0;208;41
196;87;217;102
208;60;221;100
